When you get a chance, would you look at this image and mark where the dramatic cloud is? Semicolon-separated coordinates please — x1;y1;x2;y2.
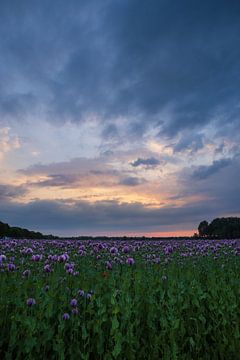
28;174;80;188
0;198;221;235
0;184;27;201
131;157;160;168
191;158;232;180
0;1;239;135
1;0;240;235
119;177;145;187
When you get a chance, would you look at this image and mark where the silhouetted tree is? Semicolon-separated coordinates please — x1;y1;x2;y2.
198;217;240;239
0;220;58;239
198;220;209;237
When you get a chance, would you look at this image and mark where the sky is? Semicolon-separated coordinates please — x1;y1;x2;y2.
0;0;240;236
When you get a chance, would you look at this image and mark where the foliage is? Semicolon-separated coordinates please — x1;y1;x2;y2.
198;217;240;238
0;221;58;239
0;238;240;359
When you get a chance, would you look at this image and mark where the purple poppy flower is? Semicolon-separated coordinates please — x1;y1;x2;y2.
8;263;16;271
78;289;85;297
44;264;51;273
0;255;7;262
62;313;70;320
72;308;78;315
126;257;135;265
58;254;69;262
27;298;36;307
164;245;173;255
26;248;33;254
98;243;104;250
64;263;74;271
22;269;31;277
106;261;112;270
70;298;78;307
123;245;130;253
110;247;118;255
32;254;41;262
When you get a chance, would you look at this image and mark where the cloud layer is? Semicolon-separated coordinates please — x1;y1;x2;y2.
0;0;240;235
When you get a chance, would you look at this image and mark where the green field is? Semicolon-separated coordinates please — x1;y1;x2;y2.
0;239;240;359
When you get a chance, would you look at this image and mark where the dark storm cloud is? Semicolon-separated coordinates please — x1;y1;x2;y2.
0;0;240;138
191;158;232;180
119;177;145;187
179;156;240;211
101;123;119;140
0;198;219;234
28;174;80;188
173;133;205;153
131;157;160;168
0;189;239;235
0;184;27;200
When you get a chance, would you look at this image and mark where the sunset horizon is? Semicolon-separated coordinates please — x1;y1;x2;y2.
0;1;239;236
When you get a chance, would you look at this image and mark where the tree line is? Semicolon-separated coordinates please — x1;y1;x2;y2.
0;221;58;239
198;217;240;239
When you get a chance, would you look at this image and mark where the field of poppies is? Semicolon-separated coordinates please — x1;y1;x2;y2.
0;238;240;359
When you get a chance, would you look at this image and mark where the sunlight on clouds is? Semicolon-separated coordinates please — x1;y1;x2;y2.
16;182;166;207
147;140;173;156
0;127;20;160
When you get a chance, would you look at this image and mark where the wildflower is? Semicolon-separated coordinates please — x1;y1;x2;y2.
66;268;74;274
126;257;135;265
98;243;104;250
86;293;92;300
78;289;85;297
0;255;7;262
62;313;70;320
70;298;78;307
27;298;36;307
7;263;16;271
64;263;74;271
110;247;118;255
32;254;41;262
44;264;51;273
164;245;173;255
44;285;50;292
26;248;33;254
72;308;78;316
58;254;69;262
22;269;31;277
106;261;112;270
123;245;130;253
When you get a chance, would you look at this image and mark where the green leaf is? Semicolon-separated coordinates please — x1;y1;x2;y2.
112;316;119;331
24;336;37;353
112;339;122;358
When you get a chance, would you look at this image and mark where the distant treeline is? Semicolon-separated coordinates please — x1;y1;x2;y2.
0;221;58;239
198;217;240;239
